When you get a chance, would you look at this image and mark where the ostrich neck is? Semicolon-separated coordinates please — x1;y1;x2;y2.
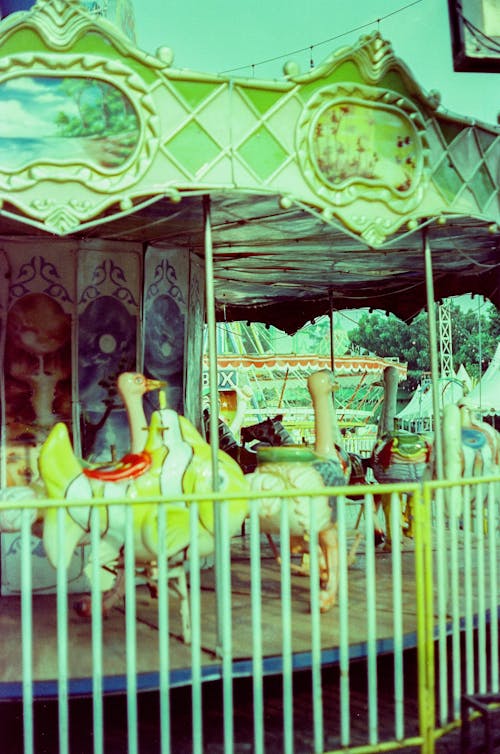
124;397;148;454
378;367;398;440
309;375;342;457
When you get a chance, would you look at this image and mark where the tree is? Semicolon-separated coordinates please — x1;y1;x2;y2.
55;78;138;138
348;301;498;391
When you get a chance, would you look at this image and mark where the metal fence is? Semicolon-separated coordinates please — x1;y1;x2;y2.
0;475;499;754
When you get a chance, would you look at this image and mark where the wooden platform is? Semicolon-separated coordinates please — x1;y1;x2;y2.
0;529;497;700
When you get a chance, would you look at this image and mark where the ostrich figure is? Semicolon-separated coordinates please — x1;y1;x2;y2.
75;372;166;616
248;369;352;613
370;366;432;549
370;368;499;545
39;371;248;622
442;398;500;522
117;372;165;453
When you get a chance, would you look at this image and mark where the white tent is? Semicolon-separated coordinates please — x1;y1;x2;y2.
456;363;473;393
464;343;500;416
396;372;468;432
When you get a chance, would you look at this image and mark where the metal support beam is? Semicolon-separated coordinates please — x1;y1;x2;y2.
328;291;335;374
423;229;444;480
203;195;224;653
203;195;220;476
438;300;454;378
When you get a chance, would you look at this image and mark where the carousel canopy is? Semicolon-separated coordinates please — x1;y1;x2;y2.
0;0;498;333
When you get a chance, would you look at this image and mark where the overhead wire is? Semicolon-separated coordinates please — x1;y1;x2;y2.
220;0;424;74
455;0;500;55
461;16;500;55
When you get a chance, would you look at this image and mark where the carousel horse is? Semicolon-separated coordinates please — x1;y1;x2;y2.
203;408;259;473
208;412;296;473
39;380;249;617
240;415;296;449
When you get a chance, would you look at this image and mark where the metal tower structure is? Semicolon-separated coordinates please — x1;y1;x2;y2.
438;299;454;378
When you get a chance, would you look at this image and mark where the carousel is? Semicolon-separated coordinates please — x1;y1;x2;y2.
0;2;499;753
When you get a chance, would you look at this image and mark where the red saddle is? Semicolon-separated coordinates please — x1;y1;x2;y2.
83;450;152;482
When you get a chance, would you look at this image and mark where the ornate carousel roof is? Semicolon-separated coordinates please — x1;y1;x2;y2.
0;0;498;332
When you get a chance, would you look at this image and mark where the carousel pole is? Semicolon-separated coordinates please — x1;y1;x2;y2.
327;290;343;446
423;228;444;480
204;194;236;752
328;291;335;374
423;230;446;745
204;195;220;473
202;193;224;628
0;250;8;487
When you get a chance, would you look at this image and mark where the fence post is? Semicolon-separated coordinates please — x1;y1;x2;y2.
414;483;436;754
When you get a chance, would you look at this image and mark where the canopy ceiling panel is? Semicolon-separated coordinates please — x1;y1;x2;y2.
0;0;498;332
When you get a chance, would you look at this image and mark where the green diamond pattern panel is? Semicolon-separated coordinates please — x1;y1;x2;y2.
468;164;496;210
166;121;221;177
168;80;222;110
475;128;497;156
431;121;500;210
431;155;464;204
237;125;289;181
241;87;285;116
447;128;481;182
439;120;467;146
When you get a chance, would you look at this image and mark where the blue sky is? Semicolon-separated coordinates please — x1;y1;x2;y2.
132;0;499;126
0;77;78;138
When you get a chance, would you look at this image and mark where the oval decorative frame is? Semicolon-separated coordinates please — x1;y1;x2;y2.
296;84;429;214
0;52;160;194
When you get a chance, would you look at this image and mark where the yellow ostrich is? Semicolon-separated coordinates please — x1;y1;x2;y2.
39;372;248;617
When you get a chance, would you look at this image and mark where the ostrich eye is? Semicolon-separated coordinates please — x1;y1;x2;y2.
134;376;143;384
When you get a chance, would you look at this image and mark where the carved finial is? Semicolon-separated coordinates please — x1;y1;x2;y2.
156;46;174;66
428;90;442;109
283;60;300;77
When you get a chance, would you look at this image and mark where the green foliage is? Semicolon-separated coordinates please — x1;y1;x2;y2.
268;317;349;356
451;303;499;377
348;301;499;390
54;78;138;138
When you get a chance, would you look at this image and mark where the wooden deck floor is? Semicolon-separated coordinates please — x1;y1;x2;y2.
0;529;497;699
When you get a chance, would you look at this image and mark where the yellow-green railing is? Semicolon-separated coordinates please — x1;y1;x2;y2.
0;474;499;753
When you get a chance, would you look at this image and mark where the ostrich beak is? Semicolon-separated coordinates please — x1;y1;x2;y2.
144;378;167;393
